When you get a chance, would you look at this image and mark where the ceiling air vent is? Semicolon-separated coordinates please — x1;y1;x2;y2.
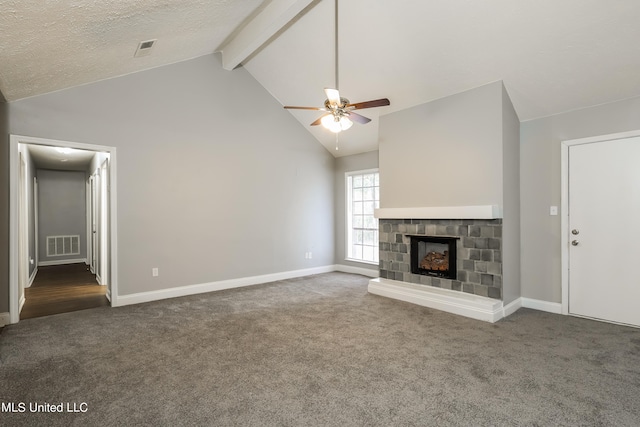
134;39;157;58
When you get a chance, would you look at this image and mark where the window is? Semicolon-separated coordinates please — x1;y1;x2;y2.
346;170;379;264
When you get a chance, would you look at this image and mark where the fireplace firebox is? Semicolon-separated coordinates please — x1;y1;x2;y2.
410;235;458;280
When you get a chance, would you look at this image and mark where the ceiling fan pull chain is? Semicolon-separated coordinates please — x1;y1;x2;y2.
335;133;339;151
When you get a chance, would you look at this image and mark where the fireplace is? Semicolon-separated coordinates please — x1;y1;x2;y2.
379;219;502;299
410;235;458;280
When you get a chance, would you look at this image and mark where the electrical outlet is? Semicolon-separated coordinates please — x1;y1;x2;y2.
308;252;312;259
152;268;159;277
550;206;558;216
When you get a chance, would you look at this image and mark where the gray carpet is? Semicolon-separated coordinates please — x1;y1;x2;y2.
1;272;639;426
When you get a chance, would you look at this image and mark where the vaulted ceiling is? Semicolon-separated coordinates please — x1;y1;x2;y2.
2;0;640;157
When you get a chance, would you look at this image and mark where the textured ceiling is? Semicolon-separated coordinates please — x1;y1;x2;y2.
0;0;266;101
3;0;640;157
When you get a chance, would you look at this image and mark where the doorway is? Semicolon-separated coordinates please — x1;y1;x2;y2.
561;131;640;327
9;135;118;324
20;263;109;319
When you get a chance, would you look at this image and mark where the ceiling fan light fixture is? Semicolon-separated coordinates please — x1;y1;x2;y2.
321;114;352;133
321;114;341;133
340;116;353;131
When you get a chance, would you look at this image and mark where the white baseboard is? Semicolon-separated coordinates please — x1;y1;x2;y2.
521;297;562;314
114;265;336;307
19;294;25;312
39;258;87;267
334;264;379;278
503;297;523;317
4;262;562;325
368;278;505;323
26;267;38;288
105;288;111;302
0;312;11;327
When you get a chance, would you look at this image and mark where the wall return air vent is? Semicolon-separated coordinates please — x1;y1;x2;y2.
134;39;157;58
47;235;80;257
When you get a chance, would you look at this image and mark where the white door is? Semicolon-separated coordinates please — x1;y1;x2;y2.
568;136;640;326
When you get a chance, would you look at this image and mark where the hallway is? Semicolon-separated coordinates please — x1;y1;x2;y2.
20;263;109;320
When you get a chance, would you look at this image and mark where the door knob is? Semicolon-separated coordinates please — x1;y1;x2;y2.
571;240;579;246
572;229;579;235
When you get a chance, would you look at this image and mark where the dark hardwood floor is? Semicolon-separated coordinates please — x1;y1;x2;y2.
20;263;110;320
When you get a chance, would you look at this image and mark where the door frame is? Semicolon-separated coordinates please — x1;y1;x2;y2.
94;167;103;285
87;175;92;274
99;159;109;287
560;129;640;316
33;176;39;276
18;152;28;311
9;134;119;324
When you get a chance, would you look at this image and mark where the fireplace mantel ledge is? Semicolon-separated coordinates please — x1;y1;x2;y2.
375;205;502;220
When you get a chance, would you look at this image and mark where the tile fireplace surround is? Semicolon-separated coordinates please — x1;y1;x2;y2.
378;218;503;299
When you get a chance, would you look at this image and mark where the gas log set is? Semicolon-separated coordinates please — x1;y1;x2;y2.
419;251;449;272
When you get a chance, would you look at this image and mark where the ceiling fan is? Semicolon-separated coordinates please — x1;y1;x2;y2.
283;0;390;134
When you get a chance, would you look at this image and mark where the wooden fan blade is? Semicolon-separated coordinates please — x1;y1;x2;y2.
348;112;372;124
347;98;390;110
311;113;331;126
284;106;325;110
325;88;341;107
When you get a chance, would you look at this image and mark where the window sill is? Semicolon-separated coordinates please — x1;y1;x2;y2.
345;258;379;266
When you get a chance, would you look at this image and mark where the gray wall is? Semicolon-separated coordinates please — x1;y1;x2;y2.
334;150;379;272
9;53;335;297
37;169;87;264
378;82;504;208
520;95;640;302
501;85;521;305
0;101;8;313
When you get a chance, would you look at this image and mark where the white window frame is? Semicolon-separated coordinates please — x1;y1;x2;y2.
345;168;379;265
